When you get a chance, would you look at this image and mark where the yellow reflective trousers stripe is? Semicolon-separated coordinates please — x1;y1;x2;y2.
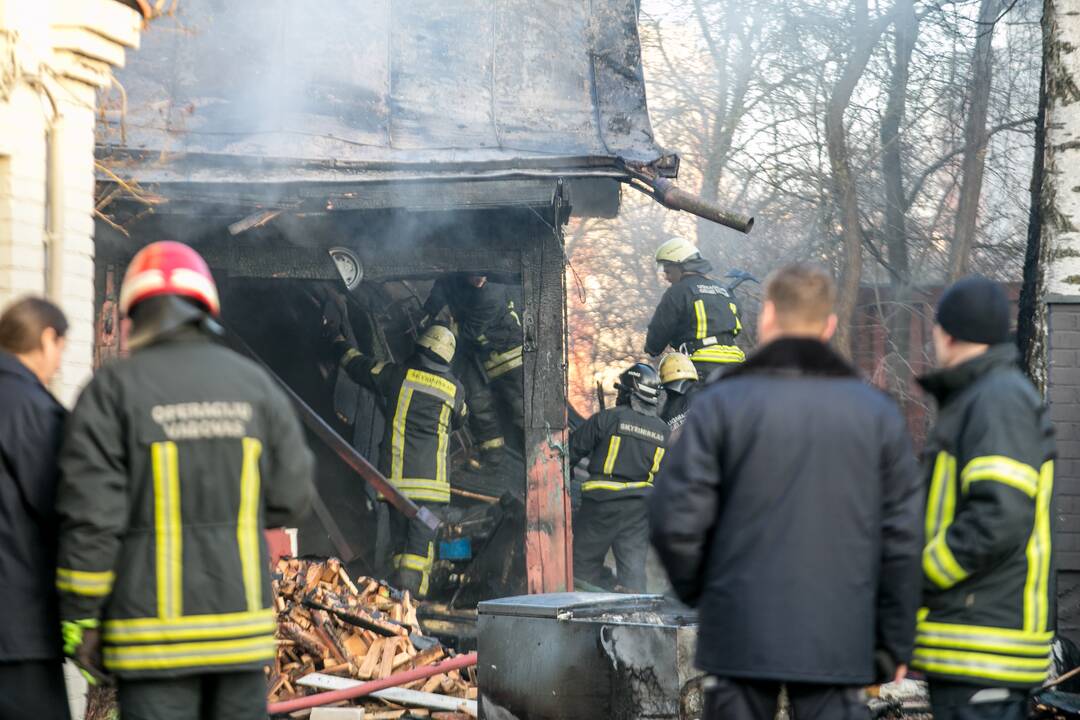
394;543;435;596
484;346;524;379
694;300;707;340
104;609;276;643
56;568;115;597
238;438;262;613
152;442;182;619
602;436;621;475
1024;460;1054;633
103;635;276;672
962;455;1039;497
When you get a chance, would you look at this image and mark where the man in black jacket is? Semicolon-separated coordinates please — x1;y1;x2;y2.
0;297;69;720
913;277;1056;720
650;263;924;720
56;242;315;720
646;237;745;378
571;363;670;593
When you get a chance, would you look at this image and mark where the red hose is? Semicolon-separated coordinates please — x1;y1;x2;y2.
267;652;478;715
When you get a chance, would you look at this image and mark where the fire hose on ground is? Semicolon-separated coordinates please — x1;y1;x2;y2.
267;652;479;715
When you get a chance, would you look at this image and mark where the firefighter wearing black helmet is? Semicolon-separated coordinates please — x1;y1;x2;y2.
569;363;671;592
647;237;745;378
326;323;467;598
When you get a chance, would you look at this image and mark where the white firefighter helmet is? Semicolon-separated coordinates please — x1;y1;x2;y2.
654;237;701;265
416;324;456;364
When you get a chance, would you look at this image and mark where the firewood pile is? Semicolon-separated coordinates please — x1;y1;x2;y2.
268;557;477;716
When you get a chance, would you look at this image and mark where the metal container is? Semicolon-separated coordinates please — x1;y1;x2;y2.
477;592;703;720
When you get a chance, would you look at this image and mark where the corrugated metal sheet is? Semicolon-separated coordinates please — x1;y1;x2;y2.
100;0;664;183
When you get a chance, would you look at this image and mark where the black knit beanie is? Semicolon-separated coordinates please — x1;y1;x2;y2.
935;275;1010;345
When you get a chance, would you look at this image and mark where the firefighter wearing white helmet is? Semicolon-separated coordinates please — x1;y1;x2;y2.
658;352;699;434
326;320;466;597
647;238;745;377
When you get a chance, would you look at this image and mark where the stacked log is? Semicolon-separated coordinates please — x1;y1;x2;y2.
268;557;477;714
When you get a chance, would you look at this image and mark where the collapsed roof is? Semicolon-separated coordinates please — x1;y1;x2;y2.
99;0;670;188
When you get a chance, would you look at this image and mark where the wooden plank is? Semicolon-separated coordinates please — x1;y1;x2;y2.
297;674;479;715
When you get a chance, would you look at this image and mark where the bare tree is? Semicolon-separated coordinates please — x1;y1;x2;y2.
950;0;1000;279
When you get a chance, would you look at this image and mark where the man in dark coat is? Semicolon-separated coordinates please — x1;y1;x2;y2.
650;263;924;720
913;277;1056;720
0;297;70;720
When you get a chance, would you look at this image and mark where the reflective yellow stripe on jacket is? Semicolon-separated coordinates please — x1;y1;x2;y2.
103;609;276;644
1024;460;1054;633
56;568;115;597
152;441;182;619
237;439;262;612
582;479;654;493
691;345;746;364
922;451;966;590
103;635;277;672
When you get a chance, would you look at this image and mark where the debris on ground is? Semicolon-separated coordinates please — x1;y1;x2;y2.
268;557;477;714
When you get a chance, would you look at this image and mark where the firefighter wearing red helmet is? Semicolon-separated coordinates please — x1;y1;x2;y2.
54;241;315;720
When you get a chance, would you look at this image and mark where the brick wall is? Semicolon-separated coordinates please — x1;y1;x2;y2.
0;0;141;407
1048;302;1080;642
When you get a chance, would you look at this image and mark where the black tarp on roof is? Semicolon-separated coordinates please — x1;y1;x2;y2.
100;0;666;184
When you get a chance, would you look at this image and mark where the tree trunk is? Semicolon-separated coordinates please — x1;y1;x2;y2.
880;0;918;400
1018;51;1047;388
949;0;997;280
1033;0;1080;388
827;0;892;355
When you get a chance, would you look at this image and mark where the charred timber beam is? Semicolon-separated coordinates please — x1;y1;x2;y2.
220;324;441;533
521;182;573;594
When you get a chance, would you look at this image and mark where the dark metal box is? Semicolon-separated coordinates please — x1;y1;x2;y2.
477;593;703;720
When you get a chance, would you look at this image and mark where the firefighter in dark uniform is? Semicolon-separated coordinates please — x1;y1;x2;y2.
328;322;466;597
914;277;1056;720
658;352;698;435
423;274;523;466
55;242;315;720
646;237;745;378
570;363;670;593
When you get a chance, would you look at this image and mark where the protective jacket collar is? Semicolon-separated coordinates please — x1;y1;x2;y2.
720;337;855;381
917;343;1018;406
680;256;714;275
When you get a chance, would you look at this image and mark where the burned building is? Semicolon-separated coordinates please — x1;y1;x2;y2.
92;0;746;627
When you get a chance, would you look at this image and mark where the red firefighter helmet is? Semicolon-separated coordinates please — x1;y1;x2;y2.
119;241;221;317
